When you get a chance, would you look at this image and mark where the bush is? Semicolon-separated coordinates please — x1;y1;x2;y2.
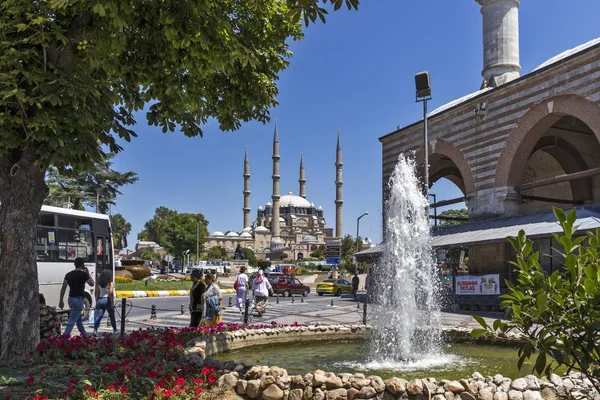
114;276;132;282
257;260;271;269
125;265;151;280
474;208;600;391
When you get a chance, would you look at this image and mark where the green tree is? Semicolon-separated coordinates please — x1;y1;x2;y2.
45;154;138;214
138;247;161;262
310;245;326;260
243;248;258;268
110;214;132;250
0;0;357;361
473;208;600;393
206;246;228;261
138;207;209;261
339;234;364;272
437;208;469;227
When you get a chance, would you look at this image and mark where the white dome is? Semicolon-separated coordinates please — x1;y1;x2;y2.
279;217;285;222
242;226;252;233
279;192;312;208
211;231;225;237
254;226;269;233
240;232;253;238
266;202;272;206
258;205;264;211
300;235;318;244
226;232;239;237
318;205;323;211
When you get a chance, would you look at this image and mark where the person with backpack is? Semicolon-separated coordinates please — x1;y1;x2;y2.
234;266;250;309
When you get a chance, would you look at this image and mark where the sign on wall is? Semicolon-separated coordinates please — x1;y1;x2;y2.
456;274;500;295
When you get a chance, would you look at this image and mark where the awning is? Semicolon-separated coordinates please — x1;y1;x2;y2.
355;205;600;257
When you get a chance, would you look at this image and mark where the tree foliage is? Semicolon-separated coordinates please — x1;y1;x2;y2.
473;208;600;391
110;213;132;250
243;248;258;268
138;246;161;262
437;208;468;227
138;207;209;259
310;244;326;260
45;154;138;213
206;246;228;261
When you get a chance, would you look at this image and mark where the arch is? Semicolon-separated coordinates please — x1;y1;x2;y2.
531;136;592;201
414;139;476;195
495;94;600;188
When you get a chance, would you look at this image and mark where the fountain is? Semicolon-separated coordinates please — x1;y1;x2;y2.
366;155;443;365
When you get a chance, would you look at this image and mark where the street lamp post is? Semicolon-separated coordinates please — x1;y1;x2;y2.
196;221;200;266
95;179;111;214
355;212;369;274
429;193;437;227
415;71;432;198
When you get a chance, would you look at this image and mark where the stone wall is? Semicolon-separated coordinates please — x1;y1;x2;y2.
183;324;598;400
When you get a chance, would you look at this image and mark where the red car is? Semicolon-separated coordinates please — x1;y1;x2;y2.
271;277;310;297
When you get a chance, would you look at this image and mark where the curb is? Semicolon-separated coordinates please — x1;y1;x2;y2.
116;289;235;298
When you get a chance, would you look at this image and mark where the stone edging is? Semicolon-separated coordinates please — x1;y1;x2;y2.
115;288;235;298
183;324;598;400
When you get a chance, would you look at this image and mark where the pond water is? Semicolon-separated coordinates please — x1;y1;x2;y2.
214;340;541;381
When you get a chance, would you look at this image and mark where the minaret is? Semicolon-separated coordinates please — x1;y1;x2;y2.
299;153;306;199
242;146;251;229
335;128;343;239
476;0;521;87
271;121;281;243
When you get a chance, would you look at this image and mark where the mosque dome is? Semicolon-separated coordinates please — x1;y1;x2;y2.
211;231;225;237
266;202;272;207
279;217;285;222
242;226;252;233
254;226;269;233
240;232;253;238
279;191;312;208
318;205;323;211
300;235;318;244
258;205;264;211
270;237;283;248
226;232;239;237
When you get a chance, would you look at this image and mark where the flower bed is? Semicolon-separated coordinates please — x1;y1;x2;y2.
0;322;302;399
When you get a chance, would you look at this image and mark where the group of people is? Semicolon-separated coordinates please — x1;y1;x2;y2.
189;270;222;327
234;267;274;317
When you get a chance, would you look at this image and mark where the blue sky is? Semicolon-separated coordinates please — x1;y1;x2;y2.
109;0;600;250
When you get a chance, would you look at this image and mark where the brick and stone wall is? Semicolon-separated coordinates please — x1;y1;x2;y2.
380;45;600;220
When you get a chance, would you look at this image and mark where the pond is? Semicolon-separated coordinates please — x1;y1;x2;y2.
214;340;544;380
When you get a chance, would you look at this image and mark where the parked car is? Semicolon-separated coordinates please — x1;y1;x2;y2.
271;277;310;297
316;278;353;296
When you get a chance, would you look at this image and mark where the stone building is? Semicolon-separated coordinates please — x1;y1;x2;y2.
205;124;343;260
361;0;600;305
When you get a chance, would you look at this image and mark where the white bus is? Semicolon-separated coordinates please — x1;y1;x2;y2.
36;205;114;316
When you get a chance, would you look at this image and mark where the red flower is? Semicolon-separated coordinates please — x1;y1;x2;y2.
195;387;202;394
67;386;74;394
176;377;185;386
159;379;167;387
208;373;216;384
201;367;211;375
174;387;182;394
25;375;34;384
106;385;116;391
84;369;90;376
154;385;161;391
69;378;77;384
163;389;173;398
75;361;83;366
119;386;128;393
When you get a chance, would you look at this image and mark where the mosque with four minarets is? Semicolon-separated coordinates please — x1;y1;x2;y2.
205;123;343;260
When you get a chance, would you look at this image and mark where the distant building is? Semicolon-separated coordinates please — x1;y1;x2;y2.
205;124;344;260
135;240;165;256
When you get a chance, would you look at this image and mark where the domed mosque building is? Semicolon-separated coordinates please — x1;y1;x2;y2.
205;123;344;260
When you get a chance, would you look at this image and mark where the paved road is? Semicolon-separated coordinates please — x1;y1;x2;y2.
92;293;504;334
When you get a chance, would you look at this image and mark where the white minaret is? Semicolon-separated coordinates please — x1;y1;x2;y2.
477;0;521;87
299;153;306;199
335;128;343;239
271;121;281;246
242;146;251;229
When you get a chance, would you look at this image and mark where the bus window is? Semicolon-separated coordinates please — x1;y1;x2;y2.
36;226;58;261
96;235;111;271
57;229;93;262
58;215;92;232
38;213;55;227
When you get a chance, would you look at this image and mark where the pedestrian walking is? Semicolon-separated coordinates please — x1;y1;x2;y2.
203;273;222;325
234;266;250;308
352;273;360;296
59;257;94;337
189;269;206;327
93;272;118;336
252;270;273;317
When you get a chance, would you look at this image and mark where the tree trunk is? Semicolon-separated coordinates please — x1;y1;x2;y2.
0;149;47;361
